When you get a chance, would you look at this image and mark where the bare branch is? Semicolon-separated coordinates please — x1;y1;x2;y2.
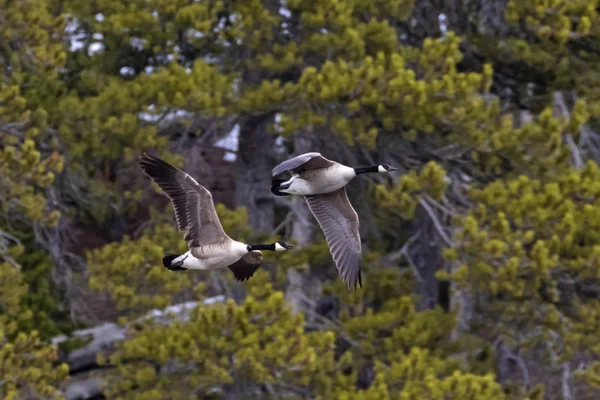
565;134;584;169
402;246;424;283
562;362;572;400
553;91;585;169
553;91;570;117
271;211;294;237
0;229;20;244
424;195;456;217
296;293;363;349
418;197;454;247
506;352;530;388
380;231;425;282
273;383;312;398
381;230;422;263
272;196;313;228
264;383;279;399
0;229;21;268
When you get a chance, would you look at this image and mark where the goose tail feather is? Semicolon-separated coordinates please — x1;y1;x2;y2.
162;252;186;271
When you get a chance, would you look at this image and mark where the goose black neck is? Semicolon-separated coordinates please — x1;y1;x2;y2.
247;243;276;251
354;165;379;175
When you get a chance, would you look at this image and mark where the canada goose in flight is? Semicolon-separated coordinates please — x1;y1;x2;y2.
271;152;397;290
138;152;294;281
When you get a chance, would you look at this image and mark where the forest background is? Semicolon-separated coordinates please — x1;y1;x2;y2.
2;0;600;399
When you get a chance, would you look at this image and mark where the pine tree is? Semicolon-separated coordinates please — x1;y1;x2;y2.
0;0;70;396
2;0;600;397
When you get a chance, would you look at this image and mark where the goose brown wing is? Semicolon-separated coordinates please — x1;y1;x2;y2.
271;152;336;177
227;251;262;281
304;187;362;290
138;153;229;247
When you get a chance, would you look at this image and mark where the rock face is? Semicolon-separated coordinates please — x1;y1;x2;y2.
62;375;103;400
55;296;226;400
53;323;126;374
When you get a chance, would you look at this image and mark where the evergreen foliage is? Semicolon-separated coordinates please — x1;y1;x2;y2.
2;0;600;398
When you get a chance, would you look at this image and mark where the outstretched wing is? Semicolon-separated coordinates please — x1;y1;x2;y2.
271;152;336;177
304;187;362;290
228;251;262;281
138;152;229;247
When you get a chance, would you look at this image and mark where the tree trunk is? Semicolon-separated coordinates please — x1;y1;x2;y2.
411;208;446;311
450;285;474;341
289;133;317;246
234;114;277;235
289;196;314;246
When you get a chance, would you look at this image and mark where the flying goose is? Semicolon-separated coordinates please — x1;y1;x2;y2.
270;152;397;290
138;152;294;281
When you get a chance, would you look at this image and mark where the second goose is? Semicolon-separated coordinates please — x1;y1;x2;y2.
139;152;294;282
270;152;397;290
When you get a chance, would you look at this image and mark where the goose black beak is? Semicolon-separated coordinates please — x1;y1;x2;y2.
279;242;295;249
389;167;398;172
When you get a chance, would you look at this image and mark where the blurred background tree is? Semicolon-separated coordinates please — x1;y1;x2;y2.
1;0;600;398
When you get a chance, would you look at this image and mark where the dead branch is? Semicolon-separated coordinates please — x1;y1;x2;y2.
272;196;313;229
418;197;454;247
424;194;457;216
565;134;584;169
271;211;294;237
506;351;530;388
382;230;422;263
562;362;572;400
402;246;425;283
